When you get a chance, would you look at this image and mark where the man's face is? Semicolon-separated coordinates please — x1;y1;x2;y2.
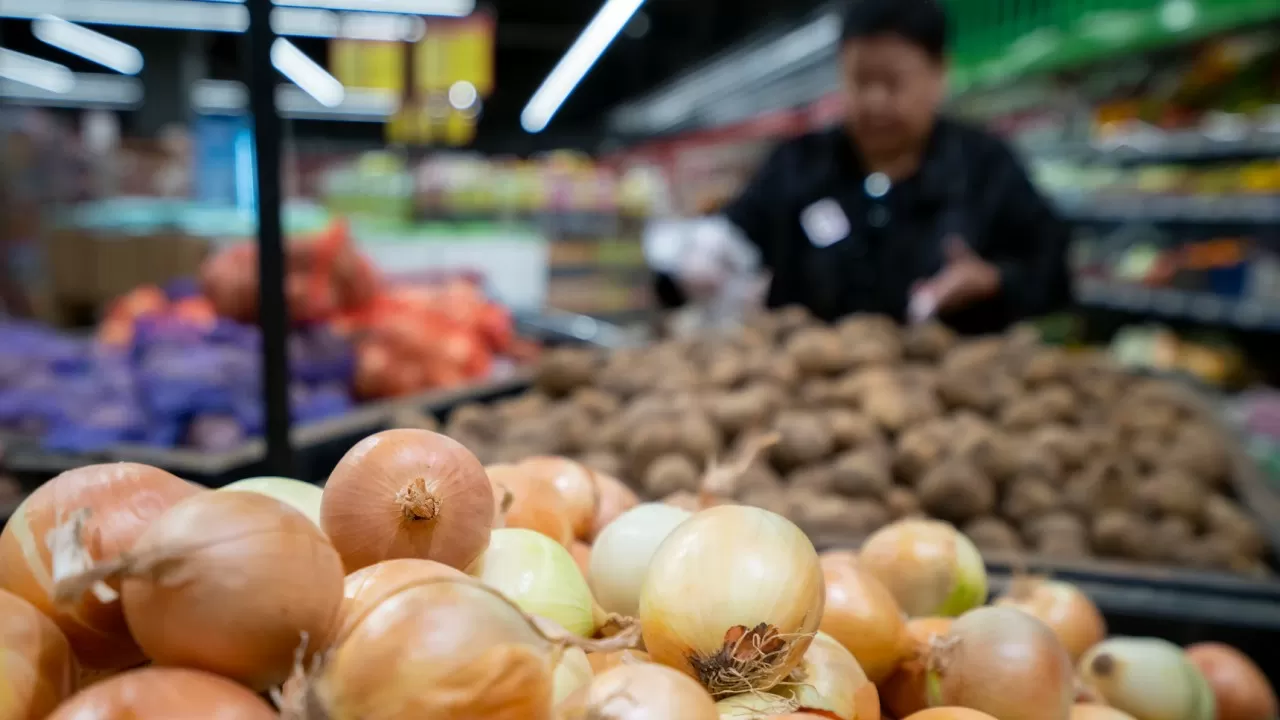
840;34;945;156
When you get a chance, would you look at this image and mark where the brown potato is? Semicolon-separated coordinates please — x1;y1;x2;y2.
1092;509;1155;559
830;449;893;499
1003;478;1061;523
771;411;836;471
884;486;922;519
643;453;701;498
917;460;995;523
535;347;598;396
826;409;885;451
963;516;1024;554
1135;471;1207;524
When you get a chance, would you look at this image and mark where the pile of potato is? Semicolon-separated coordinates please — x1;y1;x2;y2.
440;308;1270;575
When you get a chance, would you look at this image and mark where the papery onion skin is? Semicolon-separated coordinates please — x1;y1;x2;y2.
1185;643;1277;720
120;492;344;690
519;457;598;541
1072;704;1141;720
1080;638;1217;720
0;589;77;719
553;647;593;707
221;476;323;528
639;505;824;697
339;558;466;641
570;541;592;578
46;667;277;720
561;662;720;720
879;617;954;720
487;464;574;547
858;520;986;618
905;709;1000;720
588;472;639;541
587;649;650;675
468;528;597;637
819;553;911;684
589;503;692;617
322;429;495;573
784;631;880;720
716;692;799;717
0;463;202;670
995;578;1105;662
928;607;1074;720
314;576;556;720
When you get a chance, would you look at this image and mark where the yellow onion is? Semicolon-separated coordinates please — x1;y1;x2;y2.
906;709;999;720
0;589;77;719
995;577;1105;661
716;692;799;717
589;503;692;617
858;520;986;617
519;457;599;540
639;505;824;697
782;632;879;720
880;617;953;719
487;464;574;546
339;558;466;640
587;649;650;675
221;476;322;527
1186;643;1277;720
926;607;1074;720
1073;705;1141;720
46;666;277;719
554;648;593;707
561;662;720;720
589;472;639;541
818;553;911;684
1079;638;1216;720
468;528;597;637
311;576;559;720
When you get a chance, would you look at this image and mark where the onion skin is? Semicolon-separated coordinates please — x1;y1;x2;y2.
928;607;1074;720
0;589;77;719
569;541;592;578
553;647;593;707
1079;638;1217;720
315;577;556;720
560;662;719;720
119;492;345;690
339;558;466;641
639;505;824;697
519;457;598;541
905;709;1000;720
858;520;987;618
221;476;323;528
586;649;650;675
588;472;639;541
995;578;1105;662
322;429;495;573
589;503;692;617
0;463;202;670
785;631;881;720
1072;705;1141;720
46;667;276;719
879;617;953;720
819;553;911;684
468;528;597;637
487;464;574;547
1186;643;1277;720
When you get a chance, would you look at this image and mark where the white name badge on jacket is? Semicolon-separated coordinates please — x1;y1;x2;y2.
800;198;851;248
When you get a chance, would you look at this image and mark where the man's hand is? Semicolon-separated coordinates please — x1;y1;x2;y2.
911;236;1001;320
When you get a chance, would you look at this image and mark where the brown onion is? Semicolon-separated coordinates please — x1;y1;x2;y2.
996;577;1106;661
1071;705;1140;720
927;607;1074;720
878;617;953;720
819;553;911;684
339;558;466;641
0;463;202;670
322;429;495;572
784;631;880;720
905;709;1000;720
588;472;639;541
569;541;592;578
46;667;276;719
859;520;987;618
0;589;76;719
519;457;598;540
1186;643;1277;720
559;662;719;720
487;464;574;546
58;491;344;691
586;649;650;675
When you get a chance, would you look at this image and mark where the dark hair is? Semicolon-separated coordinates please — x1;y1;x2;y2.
840;0;949;60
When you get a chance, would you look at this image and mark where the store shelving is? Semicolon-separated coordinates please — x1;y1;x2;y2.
1059;193;1280;223
1075;276;1280;331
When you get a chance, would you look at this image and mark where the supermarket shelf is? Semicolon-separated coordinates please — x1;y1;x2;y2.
1058;194;1280;223
1075;277;1280;331
1030;129;1280;163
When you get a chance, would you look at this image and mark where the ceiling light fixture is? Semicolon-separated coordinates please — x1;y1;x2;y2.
520;0;646;134
1;0;464;30
0;47;76;93
33;15;145;75
271;38;345;108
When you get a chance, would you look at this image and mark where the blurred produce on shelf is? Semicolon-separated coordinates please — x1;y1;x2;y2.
1227;389;1280;491
1109;325;1250;387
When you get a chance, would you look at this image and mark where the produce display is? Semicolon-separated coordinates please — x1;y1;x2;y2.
440;308;1270;575
1;429;1276;720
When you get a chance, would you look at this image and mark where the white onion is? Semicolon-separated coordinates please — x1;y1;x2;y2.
221;477;323;528
1079;638;1216;720
553;647;593;707
588;503;692;617
468;528;597;637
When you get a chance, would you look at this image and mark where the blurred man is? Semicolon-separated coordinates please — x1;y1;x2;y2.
659;0;1071;333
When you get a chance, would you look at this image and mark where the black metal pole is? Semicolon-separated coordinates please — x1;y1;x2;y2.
245;0;295;477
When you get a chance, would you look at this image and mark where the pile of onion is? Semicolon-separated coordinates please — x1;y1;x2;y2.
55;491;344;691
467;528;599;638
720;631;878;720
589;503;692;617
1080;638;1216;720
1185;643;1277;720
0;589;77;719
858;519;986;618
639;505;824;697
221;476;323;528
995;577;1105;661
486;464;574;547
339;558;466;640
322;429;495;572
0;463;202;671
924;606;1075;720
879;617;953;719
516;457;599;540
46;667;276;719
559;662;719;720
818;551;912;683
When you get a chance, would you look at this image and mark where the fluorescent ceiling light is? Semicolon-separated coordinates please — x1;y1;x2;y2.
1;0;249;31
1;72;141;107
521;0;645;133
3;0;454;30
34;15;145;75
271;39;345;108
0;48;76;93
273;0;473;18
271;7;425;41
191;79;399;121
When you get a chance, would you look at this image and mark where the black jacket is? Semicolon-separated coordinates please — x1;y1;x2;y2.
721;119;1072;333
